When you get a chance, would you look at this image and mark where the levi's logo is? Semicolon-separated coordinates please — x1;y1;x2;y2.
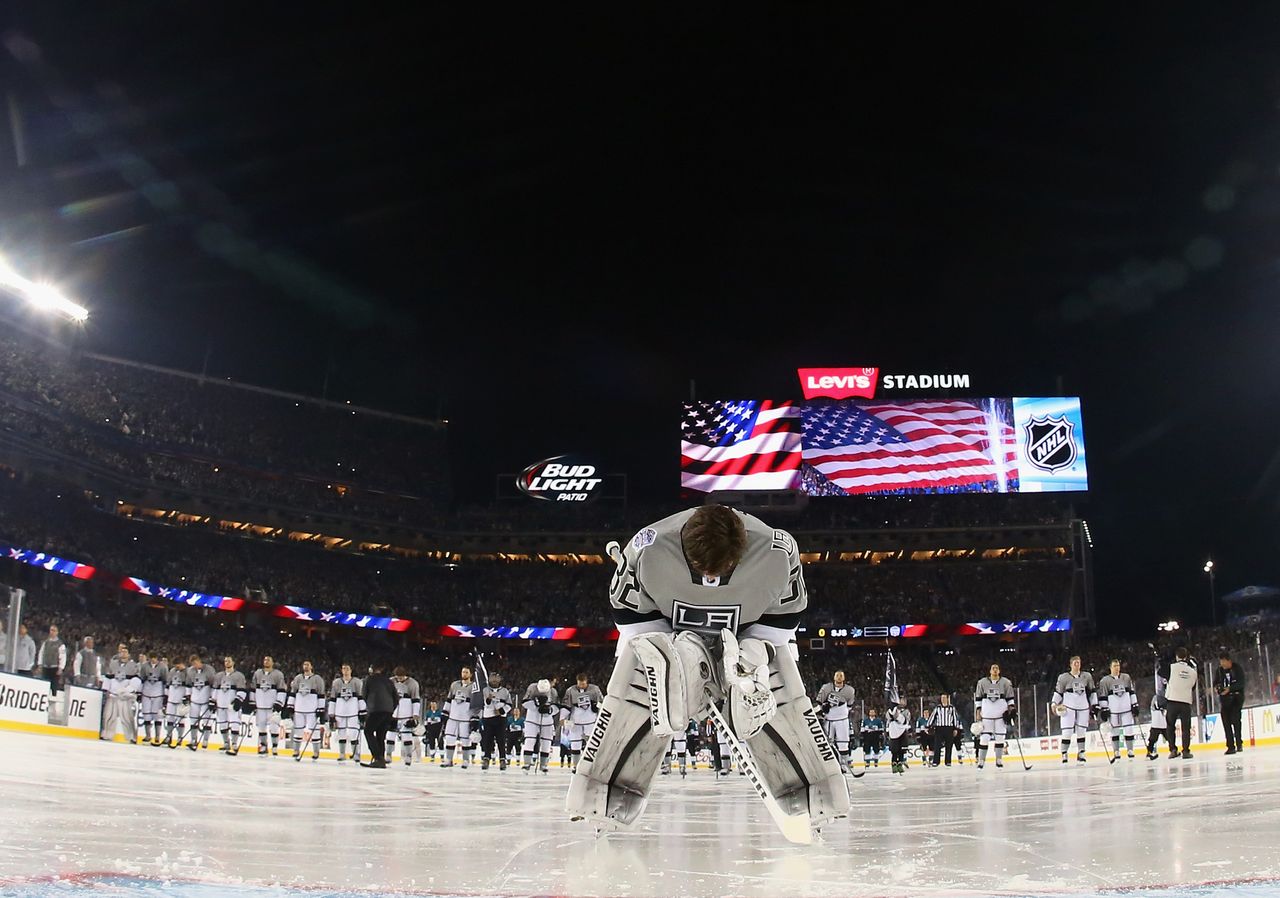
798;367;878;400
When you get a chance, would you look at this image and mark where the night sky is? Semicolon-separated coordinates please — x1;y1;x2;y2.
2;7;1279;634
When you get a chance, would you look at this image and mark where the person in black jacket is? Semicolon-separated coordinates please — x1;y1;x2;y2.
362;664;397;768
1217;654;1245;755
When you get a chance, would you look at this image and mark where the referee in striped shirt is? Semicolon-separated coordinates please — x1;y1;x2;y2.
926;693;960;767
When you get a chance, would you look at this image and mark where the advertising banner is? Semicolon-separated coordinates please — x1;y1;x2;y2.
64;685;104;736
0;671;52;725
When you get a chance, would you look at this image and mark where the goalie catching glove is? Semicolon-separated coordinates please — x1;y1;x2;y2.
721;629;778;740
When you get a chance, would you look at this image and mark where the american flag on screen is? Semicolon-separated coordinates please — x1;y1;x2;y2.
681;400;803;493
801;399;1019;495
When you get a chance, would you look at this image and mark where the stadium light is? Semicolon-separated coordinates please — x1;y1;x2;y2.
0;254;88;322
1203;559;1217;626
1158;620;1181;632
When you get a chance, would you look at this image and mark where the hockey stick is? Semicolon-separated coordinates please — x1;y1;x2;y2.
1012;731;1033;770
706;701;812;846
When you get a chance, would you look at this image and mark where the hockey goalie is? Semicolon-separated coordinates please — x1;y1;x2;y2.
566;504;850;842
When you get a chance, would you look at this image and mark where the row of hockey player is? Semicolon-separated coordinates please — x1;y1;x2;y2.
93;643;600;771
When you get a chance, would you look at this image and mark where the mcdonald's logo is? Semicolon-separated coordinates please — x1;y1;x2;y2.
1264;709;1276;735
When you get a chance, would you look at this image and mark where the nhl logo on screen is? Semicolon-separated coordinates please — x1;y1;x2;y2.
1023;414;1077;473
516;454;604;502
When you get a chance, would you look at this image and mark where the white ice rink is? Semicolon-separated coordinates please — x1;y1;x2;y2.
2;731;1279;898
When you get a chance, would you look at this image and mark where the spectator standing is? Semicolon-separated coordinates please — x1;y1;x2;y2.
73;637;101;687
1217;654;1244;755
362;662;396;768
1272;674;1279;703
37;625;66;693
14;624;35;674
1165;647;1198;759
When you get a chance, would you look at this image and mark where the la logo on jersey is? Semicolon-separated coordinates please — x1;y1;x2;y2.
672;601;740;635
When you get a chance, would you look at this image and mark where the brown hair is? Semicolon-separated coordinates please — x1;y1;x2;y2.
682;505;747;577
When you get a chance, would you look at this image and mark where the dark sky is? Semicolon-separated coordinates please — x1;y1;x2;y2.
2;6;1279;634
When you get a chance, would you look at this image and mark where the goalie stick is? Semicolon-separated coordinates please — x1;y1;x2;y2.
706;700;813;846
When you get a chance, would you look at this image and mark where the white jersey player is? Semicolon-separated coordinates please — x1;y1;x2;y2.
560;674;604;773
1097;659;1138;761
100;645;141;743
251;657;287;756
972;663;1016;769
329;665;365;763
212;657;248;755
288;661;326;762
138;654;168;745
1052;656;1098;763
816;671;856;773
184;655;215;750
522;679;559;774
389;667;423;766
442;667;478;768
162;661;187;748
567;504;849;839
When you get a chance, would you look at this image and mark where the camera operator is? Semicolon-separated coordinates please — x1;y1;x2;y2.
1165;647;1197;759
1217;653;1244;755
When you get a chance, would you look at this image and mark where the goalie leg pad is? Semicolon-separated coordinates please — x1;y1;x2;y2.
566;645;701;830
628;631;713;737
741;648;850;828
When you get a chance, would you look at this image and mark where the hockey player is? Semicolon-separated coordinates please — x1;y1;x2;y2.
423;700;443;762
1097;659;1139;761
1052;655;1097;763
329;663;365;763
184;655;215;750
522;678;558;774
212;656;248;755
251;656;287;756
506;706;524;760
973;663;1016;770
442;666;478;768
560;673;603;773
479;672;512;770
288;660;326;762
816;671;856;774
162;660;187;748
138;653;168;745
860;708;885;768
100;644;140;743
566;504;849;838
388;667;422;766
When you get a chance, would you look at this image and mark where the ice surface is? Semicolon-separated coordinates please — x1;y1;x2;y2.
2;731;1279;897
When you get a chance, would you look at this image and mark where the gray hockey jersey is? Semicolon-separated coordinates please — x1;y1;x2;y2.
608;508;807;648
481;685;512;719
393;677;422;721
289;673;327;713
973;676;1015;706
104;657;140;695
561;684;603;723
816;683;856;721
445;679;477;719
213;670;247;708
1053;672;1097;709
252;668;287;707
139;661;167;696
1098;673;1136;711
523;683;559;718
